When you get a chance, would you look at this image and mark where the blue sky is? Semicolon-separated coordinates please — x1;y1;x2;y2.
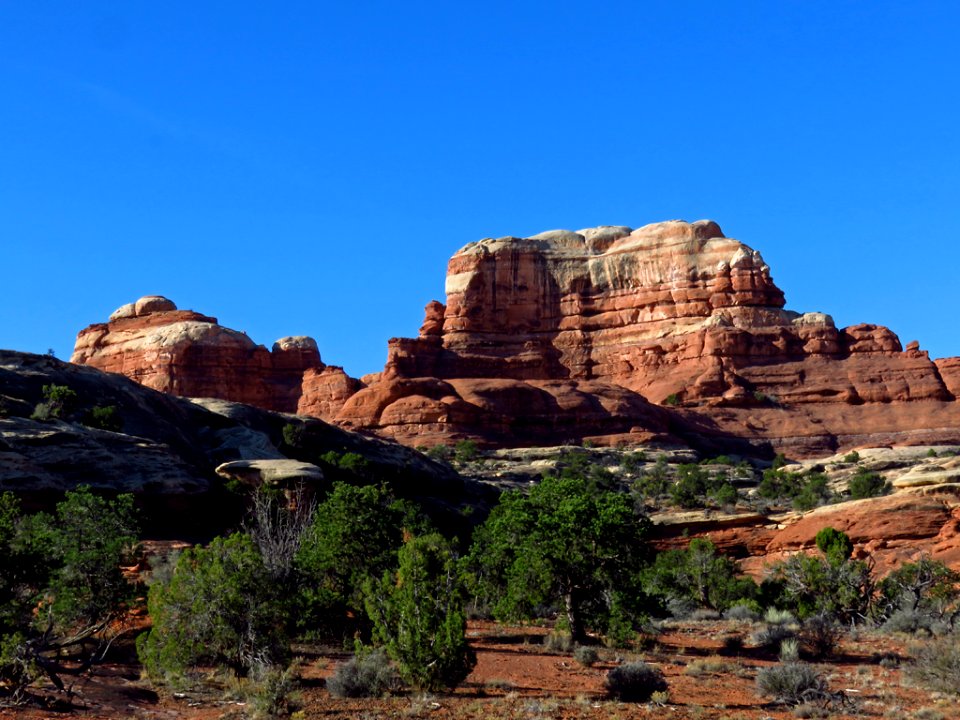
2;1;958;377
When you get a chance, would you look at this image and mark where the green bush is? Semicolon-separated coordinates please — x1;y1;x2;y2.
467;475;652;642
605;662;668;702
364;534;475;692
138;533;289;682
756;661;829;705
0;487;138;700
876;557;960;631
326;649;398;698
83;405;122;432
842;450;860;464
31;384;78;420
644;538;758;611
453;439;479;464
294;483;417;641
847;469;891;500
663;393;680;406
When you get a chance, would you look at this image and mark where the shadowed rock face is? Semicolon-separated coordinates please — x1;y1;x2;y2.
0;350;471;538
70;221;960;455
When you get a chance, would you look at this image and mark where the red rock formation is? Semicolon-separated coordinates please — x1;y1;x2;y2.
318;220;960;452
72;296;324;413
72;221;960;456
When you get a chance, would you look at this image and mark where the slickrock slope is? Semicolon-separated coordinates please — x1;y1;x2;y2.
72;295;326;413
71;221;960;454
1;350;473;536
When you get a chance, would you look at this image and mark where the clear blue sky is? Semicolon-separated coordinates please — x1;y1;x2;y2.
2;1;958;377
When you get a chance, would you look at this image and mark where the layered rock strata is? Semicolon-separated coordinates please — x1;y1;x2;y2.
72;296;327;413
323;220;960;452
71;221;960;455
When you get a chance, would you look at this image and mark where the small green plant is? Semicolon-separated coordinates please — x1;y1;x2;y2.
779;637;800;662
281;423;304;449
326;649;398;698
605;661;668;702
83;405;122;432
663;393;680;406
426;445;452;462
31;384;80;421
842;450;861;464
453;439;479;464
756;661;829;705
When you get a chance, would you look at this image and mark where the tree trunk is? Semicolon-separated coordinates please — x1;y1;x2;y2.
564;591;586;643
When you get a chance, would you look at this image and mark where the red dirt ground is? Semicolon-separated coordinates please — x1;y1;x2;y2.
1;620;956;720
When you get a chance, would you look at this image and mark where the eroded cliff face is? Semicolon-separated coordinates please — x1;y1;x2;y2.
71;296;324;413
71;221;960;455
324;220;960;452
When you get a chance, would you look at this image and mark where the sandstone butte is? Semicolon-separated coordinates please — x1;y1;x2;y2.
72;220;960;457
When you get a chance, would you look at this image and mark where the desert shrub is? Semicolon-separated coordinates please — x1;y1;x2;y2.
814;527;853;564
281;422;304;449
792;473;832;511
138;533;289;683
724;603;761;622
756;661;829;705
620;451;648;475
82;405;121;432
645;538;759;612
0;487;138;700
669;464;738;509
770;529;874;622
426;445;452;462
876;557;960;631
573;645;599;667
663;393;680;406
631;455;670;505
326;649;398;698
847;469;891;500
453;439;479;464
799;614;842;659
882;608;940;635
543;631;574;653
721;634;745;654
752;622;797;650
249;661;301;718
765;608;797;625
905;634;960;695
605;661;668;702
690;608;722;621
779;637;800;662
759;468;832;510
364;533;476;691
843;451;860;464
30;384;78;421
